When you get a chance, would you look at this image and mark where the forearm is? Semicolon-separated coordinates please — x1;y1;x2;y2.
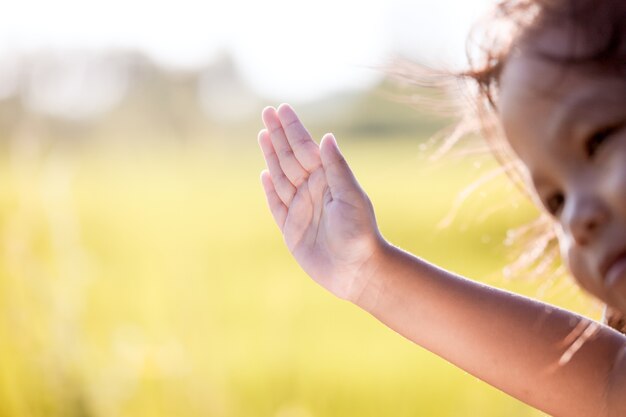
355;242;626;417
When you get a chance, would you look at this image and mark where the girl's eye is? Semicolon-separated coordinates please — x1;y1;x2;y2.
545;192;565;216
585;123;623;158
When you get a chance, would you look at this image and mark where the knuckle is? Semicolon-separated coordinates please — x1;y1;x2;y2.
285;118;301;129
294;134;311;147
269;125;283;135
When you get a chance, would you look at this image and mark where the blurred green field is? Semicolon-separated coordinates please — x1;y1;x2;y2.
0;136;601;417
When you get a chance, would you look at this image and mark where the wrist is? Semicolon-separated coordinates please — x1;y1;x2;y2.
347;236;397;313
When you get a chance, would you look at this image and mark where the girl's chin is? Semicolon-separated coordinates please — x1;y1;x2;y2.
607;292;626;318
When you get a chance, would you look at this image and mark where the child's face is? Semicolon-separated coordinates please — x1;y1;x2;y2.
498;46;626;312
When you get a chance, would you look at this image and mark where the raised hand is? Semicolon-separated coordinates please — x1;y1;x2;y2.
258;104;385;302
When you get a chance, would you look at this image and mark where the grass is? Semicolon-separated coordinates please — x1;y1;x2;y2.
0;136;599;417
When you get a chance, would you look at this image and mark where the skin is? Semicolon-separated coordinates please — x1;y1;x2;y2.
498;52;626;313
257;51;626;417
257;106;382;301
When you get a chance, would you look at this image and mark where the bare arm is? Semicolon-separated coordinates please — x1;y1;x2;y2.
358;242;626;417
257;104;626;417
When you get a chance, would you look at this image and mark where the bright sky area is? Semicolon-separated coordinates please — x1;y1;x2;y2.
0;0;495;102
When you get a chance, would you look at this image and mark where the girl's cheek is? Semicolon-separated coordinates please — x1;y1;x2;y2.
565;247;605;300
605;147;626;218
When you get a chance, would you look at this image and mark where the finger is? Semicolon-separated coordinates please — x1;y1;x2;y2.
276;103;321;172
258;129;296;206
282;182;314;251
260;170;287;229
319;133;361;199
262;107;309;187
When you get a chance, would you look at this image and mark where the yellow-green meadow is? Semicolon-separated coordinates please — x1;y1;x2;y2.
0;132;599;417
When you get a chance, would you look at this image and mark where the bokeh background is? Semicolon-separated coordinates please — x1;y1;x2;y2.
0;0;603;416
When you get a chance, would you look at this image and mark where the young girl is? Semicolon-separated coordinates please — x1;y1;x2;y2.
257;0;626;415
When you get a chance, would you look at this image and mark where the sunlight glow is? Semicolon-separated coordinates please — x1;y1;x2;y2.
0;0;495;101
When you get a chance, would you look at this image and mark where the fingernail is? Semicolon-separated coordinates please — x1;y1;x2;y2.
262;106;276;121
325;133;338;148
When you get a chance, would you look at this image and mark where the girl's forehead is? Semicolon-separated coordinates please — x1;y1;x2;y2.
520;21;602;63
498;53;567;148
499;52;626;135
500;17;623;101
499;53;556;102
498;50;626;187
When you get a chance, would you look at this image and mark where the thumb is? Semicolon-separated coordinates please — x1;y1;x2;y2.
320;133;361;198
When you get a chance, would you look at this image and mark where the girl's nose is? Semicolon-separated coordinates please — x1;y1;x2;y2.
565;196;610;246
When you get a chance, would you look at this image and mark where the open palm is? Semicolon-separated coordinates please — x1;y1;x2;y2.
258;104;383;301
